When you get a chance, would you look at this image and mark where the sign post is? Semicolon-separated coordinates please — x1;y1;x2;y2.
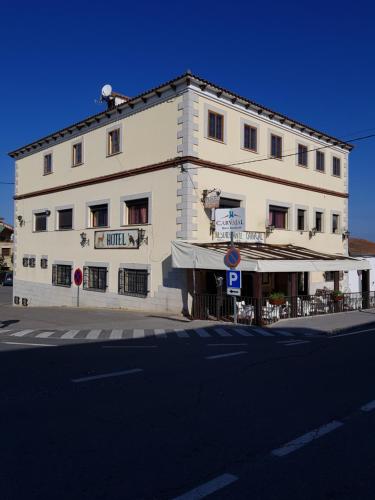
74;268;83;308
215;208;246;324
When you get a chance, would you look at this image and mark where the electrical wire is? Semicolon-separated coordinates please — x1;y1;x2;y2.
228;133;375;167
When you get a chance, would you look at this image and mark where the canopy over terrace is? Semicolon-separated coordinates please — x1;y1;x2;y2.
171;241;371;273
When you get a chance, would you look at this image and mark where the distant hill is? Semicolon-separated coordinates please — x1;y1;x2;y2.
349;238;375;256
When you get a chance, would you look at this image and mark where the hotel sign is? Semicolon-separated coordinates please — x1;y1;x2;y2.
94;229;139;249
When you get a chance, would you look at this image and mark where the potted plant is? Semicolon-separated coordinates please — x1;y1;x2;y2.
269;292;286;306
331;290;344;302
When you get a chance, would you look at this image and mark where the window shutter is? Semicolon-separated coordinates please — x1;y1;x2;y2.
83;266;88;289
52;264;57;285
118;268;124;294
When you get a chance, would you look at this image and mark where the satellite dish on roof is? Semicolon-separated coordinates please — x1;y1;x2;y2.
101;84;112;98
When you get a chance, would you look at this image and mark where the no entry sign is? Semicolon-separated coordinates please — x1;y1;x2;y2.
74;268;83;286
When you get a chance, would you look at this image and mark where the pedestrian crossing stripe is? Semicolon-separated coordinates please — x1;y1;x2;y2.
0;326;313;340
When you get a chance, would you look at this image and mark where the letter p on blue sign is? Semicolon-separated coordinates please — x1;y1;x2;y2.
226;270;241;289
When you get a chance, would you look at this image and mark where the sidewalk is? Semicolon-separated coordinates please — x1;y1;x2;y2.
0;303;221;332
268;309;375;335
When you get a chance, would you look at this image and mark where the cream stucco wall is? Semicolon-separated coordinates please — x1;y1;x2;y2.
194;91;348;195
16;95;182;196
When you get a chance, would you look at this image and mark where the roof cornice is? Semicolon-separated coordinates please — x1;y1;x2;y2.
8;71;353;158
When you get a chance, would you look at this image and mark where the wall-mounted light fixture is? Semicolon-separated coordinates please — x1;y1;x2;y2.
309;227;317;238
80;232;90;247
265;224;275;237
342;229;350;240
138;228;148;245
17;215;25;227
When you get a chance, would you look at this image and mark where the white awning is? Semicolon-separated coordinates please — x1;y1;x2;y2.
171;240;371;273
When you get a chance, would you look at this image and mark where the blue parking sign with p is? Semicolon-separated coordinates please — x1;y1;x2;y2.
226;270;241;289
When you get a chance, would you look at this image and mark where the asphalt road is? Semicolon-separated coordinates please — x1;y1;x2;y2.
1;321;375;499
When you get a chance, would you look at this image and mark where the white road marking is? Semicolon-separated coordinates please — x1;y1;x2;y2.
71;368;143;383
196;328;211;338
207;343;247;346
133;329;144;338
35;331;55;338
234;328;254;337
174;329;189;338
330;327;375;338
109;329;123;339
251;327;274;337
61;330;80;339
102;345;157;349
277;330;294;337
284;340;310;346
214;327;232;337
172;473;238;500
10;329;34;337
86;329;102;339
361;400;375;412
0;329;11;333
2;341;56;347
206;351;247;360
154;329;167;338
271;420;343;457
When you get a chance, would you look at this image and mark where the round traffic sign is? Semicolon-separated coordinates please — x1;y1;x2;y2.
74;268;83;286
224;247;241;268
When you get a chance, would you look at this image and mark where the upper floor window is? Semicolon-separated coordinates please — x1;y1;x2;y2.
126;198;149;225
72;142;83;166
219;197;241;209
316;151;325;172
298;144;308;167
90;204;108;228
270;134;282;159
107;128;121;156
332;157;341;177
35;212;47;232
244;125;257;151
208;111;224;141
269;205;288;229
297;209;306;231
58;208;73;230
315;211;323;232
43;153;52;175
332;213;340;234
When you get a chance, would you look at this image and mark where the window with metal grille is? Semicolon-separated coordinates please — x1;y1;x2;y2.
298;144;308;166
29;257;36;268
118;268;148;297
41;258;48;269
43;153;52;175
90;204;108;228
126;198;149;224
2;248;10;256
316;151;325;172
83;266;107;291
270;134;282;159
72;142;83;166
52;264;72;287
244;125;257;151
107;128;120;155
35;213;47;232
23;257;29;267
332;157;341;176
208;111;224;141
58;209;73;230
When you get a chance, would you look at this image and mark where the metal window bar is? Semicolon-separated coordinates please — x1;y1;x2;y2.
119;269;148;297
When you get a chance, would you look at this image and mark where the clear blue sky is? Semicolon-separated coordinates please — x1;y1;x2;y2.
1;0;374;239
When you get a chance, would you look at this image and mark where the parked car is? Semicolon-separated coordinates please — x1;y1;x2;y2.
2;272;13;286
